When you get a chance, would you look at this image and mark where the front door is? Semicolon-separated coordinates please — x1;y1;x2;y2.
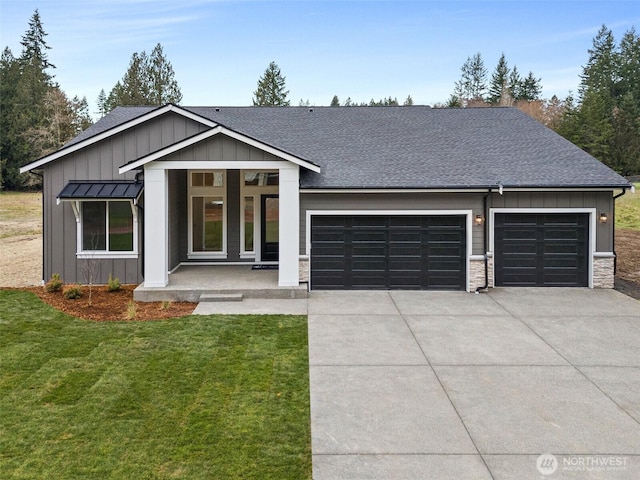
261;195;279;261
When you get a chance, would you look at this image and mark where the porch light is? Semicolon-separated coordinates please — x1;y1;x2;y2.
599;212;608;223
475;214;484;226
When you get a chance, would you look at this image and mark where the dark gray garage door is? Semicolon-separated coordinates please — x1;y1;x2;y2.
311;215;466;290
494;213;589;287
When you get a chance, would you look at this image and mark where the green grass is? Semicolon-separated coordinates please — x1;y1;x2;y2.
616;183;640;231
0;290;311;479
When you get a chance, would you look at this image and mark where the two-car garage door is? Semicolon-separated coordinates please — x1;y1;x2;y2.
311;215;466;290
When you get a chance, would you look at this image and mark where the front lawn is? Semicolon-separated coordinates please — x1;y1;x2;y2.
616;183;640;230
0;290;311;479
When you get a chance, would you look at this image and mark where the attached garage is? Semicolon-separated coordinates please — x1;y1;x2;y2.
494;212;590;287
310;214;467;290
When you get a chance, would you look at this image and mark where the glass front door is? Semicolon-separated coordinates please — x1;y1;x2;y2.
261;195;279;261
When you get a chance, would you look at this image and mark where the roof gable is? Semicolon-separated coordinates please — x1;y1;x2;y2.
20;104;217;173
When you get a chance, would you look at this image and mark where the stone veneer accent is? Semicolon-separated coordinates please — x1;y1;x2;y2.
593;255;615;289
299;256;309;283
469;255;494;291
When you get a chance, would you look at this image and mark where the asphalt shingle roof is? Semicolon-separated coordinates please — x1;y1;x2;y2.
68;105;630;189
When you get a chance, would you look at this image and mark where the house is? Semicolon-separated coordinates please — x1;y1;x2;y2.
21;105;632;298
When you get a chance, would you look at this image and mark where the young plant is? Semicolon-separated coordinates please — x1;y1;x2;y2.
107;274;121;292
160;300;172;311
126;300;137;320
63;284;83;300
45;273;63;293
81;233;101;306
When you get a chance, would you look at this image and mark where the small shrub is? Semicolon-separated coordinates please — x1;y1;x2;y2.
126;300;137;320
63;284;83;300
45;273;63;293
160;300;172;311
107;274;121;292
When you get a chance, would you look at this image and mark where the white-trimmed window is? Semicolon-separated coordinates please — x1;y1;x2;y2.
188;170;227;258
76;200;138;258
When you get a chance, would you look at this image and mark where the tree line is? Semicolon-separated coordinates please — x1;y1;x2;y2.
1;11;638;190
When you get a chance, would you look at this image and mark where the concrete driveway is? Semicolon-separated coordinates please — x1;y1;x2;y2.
307;288;640;479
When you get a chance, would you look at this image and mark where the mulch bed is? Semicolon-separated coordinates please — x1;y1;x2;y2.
19;285;196;321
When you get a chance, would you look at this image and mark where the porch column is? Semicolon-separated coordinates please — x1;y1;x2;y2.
143;167;169;287
278;163;300;287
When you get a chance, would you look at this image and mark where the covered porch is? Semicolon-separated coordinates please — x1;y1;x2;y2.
133;264;308;302
118;125;321;298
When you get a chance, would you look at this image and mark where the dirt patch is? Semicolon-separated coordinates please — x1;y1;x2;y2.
0;234;42;287
15;285;196;321
614;229;640;300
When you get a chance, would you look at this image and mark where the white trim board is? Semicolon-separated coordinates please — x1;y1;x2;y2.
305;209;474;292
489;208;597;288
20;104;217;173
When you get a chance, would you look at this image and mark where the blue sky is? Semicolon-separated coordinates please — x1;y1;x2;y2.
1;0;638;116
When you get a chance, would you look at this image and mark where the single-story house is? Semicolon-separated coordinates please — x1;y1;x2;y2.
21;104;633;296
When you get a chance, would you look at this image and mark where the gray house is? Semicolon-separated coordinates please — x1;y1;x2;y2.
21;104;632;297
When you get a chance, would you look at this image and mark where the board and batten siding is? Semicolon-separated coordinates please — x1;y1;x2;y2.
489;191;614;252
299;192;486;256
161;135;282;162
42;112;209;284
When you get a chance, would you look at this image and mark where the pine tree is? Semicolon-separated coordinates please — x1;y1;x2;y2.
453;53;487;105
330;95;340;106
147;43;182;105
3;9;56;189
488;53;509;105
252;61;290;106
104;43;182;111
555;25;640;175
403;95;414;106
508;66;522;102
520;72;542;101
96;89;108;117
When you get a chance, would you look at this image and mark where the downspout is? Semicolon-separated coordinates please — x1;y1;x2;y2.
612;189;627;276
475;187;493;294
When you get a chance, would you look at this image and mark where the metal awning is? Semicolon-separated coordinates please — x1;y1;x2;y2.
57;181;143;202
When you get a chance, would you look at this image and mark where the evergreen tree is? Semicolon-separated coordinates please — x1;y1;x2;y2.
520;71;542;101
508;66;522;102
96;89;108;117
252;61;290;106
104;43;182;111
403;95;414;106
555;25;640;175
2;9;56;189
147;43;182;105
453;53;488;105
488;53;509;105
330;95;340;106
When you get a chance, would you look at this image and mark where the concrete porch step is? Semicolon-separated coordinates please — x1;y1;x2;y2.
199;293;243;302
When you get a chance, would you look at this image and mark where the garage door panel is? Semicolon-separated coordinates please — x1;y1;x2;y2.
311;215;466;290
495;213;588;287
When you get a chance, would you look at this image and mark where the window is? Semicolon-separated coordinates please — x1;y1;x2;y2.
79;201;136;256
244;171;279;186
189;170;226;258
192;171;224;187
192;196;223;252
